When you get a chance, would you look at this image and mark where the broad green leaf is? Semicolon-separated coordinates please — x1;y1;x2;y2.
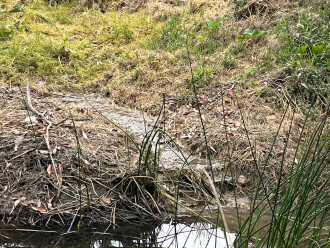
206;17;228;28
37;13;60;32
19;25;25;32
299;45;308;54
311;44;324;54
238;28;268;40
9;5;24;13
200;9;204;18
123;51;131;57
198;35;205;41
0;29;12;38
237;35;244;40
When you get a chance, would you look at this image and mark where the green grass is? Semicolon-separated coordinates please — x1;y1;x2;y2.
0;0;155;88
272;6;329;107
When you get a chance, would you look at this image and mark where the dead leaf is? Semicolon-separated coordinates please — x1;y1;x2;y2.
14;135;25;152
52;147;57;154
3;121;11;126
82;131;88;139
227;131;235;136
58;164;63;173
49;131;56;137
9;196;26;215
131;154;139;167
63;142;75;148
24;116;38;125
225;100;231;106
11;129;21;135
239;202;249;209
237;175;248;185
225;110;233;116
82;159;90;165
192;102;199;108
228;89;236;99
47;199;54;210
183;110;193;115
102;197;112;204
234;121;241;127
31;205;48;213
276;151;284;157
63;119;72;126
47;165;52;177
36;128;45;136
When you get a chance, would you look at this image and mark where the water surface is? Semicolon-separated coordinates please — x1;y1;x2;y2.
0;220;236;248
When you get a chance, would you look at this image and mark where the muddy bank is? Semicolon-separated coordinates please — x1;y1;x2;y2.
0;85;251;228
0;86;159;227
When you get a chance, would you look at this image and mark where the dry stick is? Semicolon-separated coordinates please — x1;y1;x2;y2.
202;169;233;247
26;79;62;198
26;79;52;151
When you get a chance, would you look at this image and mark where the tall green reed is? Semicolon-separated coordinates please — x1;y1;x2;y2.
234;103;329;247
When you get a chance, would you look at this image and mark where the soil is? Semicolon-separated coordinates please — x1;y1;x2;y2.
0;81;305;228
0;85;252;227
0;85;160;227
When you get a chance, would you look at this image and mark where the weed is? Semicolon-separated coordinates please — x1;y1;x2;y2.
99;19;134;45
191;65;212;87
0;2;25;40
275;9;329;68
205;17;228;38
232;0;247;8
237;28;267;41
148;13;186;52
273;7;329;107
223;49;237;69
235;106;329;247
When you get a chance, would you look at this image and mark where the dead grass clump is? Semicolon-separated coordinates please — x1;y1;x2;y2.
234;0;277;20
73;0;147;13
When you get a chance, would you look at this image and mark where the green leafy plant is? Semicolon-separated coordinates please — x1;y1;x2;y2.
191;65;212;88
148;13;186;52
205;17;228;37
237;28;268;40
0;2;24;39
273;8;329;106
275;9;329;68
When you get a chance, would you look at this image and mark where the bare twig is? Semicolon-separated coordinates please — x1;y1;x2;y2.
26;79;52;151
26;79;62;198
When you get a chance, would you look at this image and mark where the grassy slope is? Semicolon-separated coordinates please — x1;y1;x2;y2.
1;0;328;106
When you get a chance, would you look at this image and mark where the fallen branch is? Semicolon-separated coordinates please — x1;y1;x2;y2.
26;79;52;151
26;79;62;198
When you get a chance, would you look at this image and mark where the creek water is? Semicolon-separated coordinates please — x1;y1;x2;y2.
0;219;238;248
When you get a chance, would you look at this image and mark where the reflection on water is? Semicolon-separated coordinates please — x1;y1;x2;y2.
0;220;235;248
156;221;235;248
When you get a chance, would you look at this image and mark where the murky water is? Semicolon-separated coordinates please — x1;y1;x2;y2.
0;219;236;248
